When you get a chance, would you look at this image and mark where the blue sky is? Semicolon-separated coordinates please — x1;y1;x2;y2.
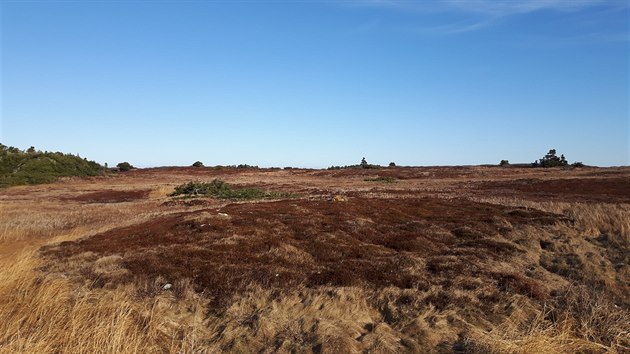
1;0;628;167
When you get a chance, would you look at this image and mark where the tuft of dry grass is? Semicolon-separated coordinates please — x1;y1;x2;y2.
0;250;209;354
468;289;630;354
472;197;630;247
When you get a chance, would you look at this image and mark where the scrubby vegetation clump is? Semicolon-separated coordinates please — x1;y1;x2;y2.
116;162;134;171
328;157;383;170
0;144;103;187
364;176;396;183
534;149;569;168
169;179;295;200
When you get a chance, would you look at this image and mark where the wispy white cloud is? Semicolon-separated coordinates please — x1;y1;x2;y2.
350;0;615;15
440;0;607;16
347;0;628;35
412;18;497;35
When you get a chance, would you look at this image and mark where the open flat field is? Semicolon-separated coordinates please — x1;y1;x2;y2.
1;166;629;353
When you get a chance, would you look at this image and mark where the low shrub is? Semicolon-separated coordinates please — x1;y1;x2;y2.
116;162;134;171
169;179;296;200
364;176;396;183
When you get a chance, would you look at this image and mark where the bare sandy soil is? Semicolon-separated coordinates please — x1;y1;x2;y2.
1;166;629;353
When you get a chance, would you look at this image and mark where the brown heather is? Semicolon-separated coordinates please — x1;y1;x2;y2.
1;166;629;353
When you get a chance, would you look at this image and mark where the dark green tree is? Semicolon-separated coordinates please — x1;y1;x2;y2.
117;162;133;171
360;157;368;168
539;149;568;168
192;161;204;167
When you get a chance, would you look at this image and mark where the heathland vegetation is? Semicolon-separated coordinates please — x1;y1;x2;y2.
0;161;629;353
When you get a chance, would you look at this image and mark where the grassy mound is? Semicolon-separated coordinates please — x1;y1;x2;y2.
0;144;104;188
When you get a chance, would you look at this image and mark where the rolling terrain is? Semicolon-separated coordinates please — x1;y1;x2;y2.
1;166;629;353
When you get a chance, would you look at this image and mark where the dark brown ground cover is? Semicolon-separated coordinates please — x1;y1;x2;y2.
64;189;150;203
474;177;630;203
44;197;565;309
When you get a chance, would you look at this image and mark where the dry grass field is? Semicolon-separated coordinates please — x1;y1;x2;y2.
1;166;629;353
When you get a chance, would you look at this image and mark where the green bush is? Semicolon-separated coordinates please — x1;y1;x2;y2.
500;160;510;166
535;149;568;168
116;162;134;171
0;144;104;187
169;179;296;200
192;161;204;167
237;164;258;169
364;176;396;183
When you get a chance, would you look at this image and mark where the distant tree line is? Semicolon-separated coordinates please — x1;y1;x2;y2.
328;157;396;170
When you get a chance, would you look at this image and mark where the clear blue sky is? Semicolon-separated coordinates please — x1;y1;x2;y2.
1;0;628;167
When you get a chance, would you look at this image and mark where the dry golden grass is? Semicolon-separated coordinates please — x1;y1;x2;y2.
472;197;630;247
470;290;630;354
0;249;213;354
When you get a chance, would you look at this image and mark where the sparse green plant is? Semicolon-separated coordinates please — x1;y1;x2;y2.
169;179;296;200
364;176;396;183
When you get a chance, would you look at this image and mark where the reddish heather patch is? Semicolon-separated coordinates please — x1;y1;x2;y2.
475;177;630;202
43;197;563;309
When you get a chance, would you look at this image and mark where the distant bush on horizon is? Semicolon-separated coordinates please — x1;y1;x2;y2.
0;144;104;188
533;149;570;168
328;157;382;170
116;162;134;171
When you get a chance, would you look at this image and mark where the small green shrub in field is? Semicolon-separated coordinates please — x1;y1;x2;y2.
364;176;396;183
169;179;296;200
